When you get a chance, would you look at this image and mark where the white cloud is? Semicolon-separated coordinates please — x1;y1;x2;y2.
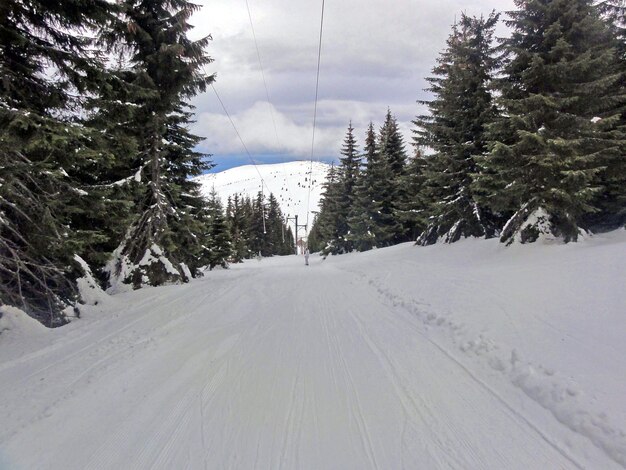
193;98;428;160
189;0;516;163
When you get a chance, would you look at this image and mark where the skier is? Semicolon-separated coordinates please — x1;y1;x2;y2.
304;248;310;266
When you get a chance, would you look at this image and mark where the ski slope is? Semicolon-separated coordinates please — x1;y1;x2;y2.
1;230;625;469
195;161;330;230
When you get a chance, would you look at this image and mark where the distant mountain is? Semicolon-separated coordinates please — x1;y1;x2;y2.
194;161;331;232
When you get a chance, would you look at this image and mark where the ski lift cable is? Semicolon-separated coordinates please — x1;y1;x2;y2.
244;0;296;212
245;0;281;152
211;83;268;232
305;0;325;230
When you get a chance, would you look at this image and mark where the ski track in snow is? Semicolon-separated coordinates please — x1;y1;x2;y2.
1;234;625;469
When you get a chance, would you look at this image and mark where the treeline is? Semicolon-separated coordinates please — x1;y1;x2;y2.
224;191;295;261
310;0;626;254
0;0;235;325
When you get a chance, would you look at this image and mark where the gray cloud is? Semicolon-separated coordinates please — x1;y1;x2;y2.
190;0;516;167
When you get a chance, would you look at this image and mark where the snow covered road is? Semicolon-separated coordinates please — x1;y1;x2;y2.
1;234;625;469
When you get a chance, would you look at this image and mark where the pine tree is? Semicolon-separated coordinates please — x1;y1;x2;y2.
347;122;399;250
265;193;284;255
414;12;500;246
313;124;362;255
589;0;626;230
106;0;215;287
226;194;250;262
314;165;343;255
307;214;324;253
475;0;626;244
205;189;232;270
334;123;361;252
283;226;295;255
249;192;267;256
378;110;409;243
395;149;428;241
0;0;113;324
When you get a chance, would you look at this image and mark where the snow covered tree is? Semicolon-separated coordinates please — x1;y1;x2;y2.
347;122;399;250
312;123;362;254
395;149;428;241
334;123;362;252
475;0;626;244
226;194;251;262
205;189;232;270
248;192;267;256
264;194;294;256
378;110;409;243
105;0;215;287
312;165;343;255
414;12;501;246
588;0;626;230
307;214;324;253
0;0;113;324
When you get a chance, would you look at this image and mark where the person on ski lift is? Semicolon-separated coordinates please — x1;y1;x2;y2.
304;248;310;266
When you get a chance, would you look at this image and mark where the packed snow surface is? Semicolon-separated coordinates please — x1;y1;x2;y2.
195;161;330;231
1;230;625;469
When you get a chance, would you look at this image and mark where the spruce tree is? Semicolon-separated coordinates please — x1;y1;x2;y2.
347;122;399;250
0;0;113;324
314;164;343;255
589;0;626;230
307;214;324;253
205;189;232;270
335;123;361;252
395;149;428;241
265;194;284;255
314;124;362;255
249;192;267;256
378;110;408;243
414;13;500;246
226;194;250;262
475;0;626;244
106;0;215;287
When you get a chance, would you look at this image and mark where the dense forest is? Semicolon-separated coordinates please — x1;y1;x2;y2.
1;0;625;326
0;0;292;326
310;0;626;254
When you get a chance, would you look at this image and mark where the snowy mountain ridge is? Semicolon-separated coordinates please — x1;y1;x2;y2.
194;161;331;231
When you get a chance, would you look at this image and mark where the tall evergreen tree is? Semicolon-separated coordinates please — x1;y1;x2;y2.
589;0;626;230
313;123;363;254
205;189;232;270
0;0;113;324
395;149;428;241
475;0;626;244
106;0;215;287
334;123;361;252
313;165;343;255
248;191;267;256
414;13;501;246
266;193;285;255
226;194;250;262
347;122;399;250
378;110;409;243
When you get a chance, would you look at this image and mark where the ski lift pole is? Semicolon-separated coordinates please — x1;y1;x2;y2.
287;215;307;255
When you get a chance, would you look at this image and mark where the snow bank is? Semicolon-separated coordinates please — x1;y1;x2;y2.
0;306;48;339
74;255;110;306
328;228;626;468
0;306;50;359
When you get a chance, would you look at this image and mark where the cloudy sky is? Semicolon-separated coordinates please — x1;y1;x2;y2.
189;0;516;172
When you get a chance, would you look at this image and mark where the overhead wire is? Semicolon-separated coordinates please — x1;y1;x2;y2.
211;83;269;232
305;0;326;230
245;0;281;151
244;0;296;226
